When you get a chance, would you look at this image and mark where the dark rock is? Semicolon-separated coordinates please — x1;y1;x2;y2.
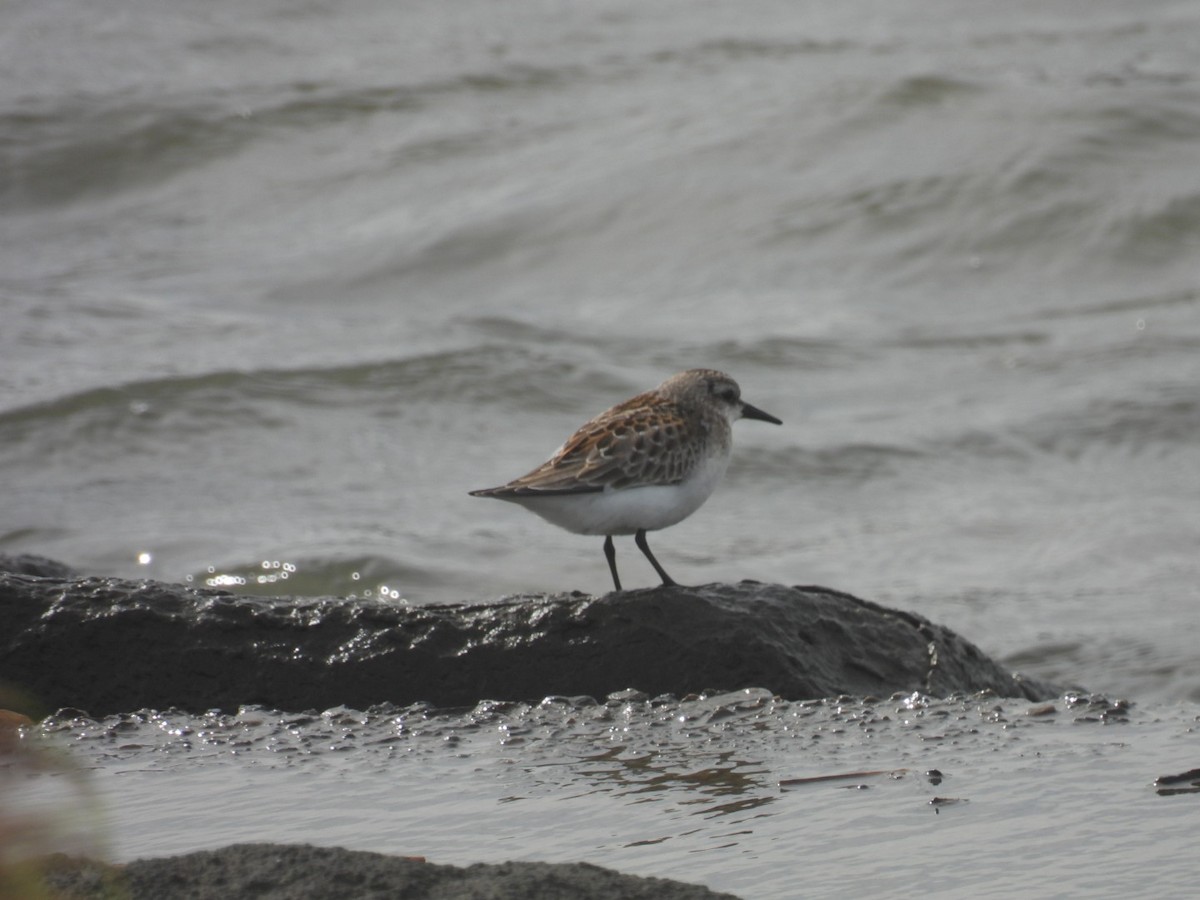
0;567;1056;717
0;553;78;578
39;842;741;899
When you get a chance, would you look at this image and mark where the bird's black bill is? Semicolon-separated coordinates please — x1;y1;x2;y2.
741;401;782;425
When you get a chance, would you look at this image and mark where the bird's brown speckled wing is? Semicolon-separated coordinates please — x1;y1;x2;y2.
472;393;706;497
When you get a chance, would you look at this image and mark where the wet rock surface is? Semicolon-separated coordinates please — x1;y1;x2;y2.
0;555;1055;716
0;553;79;579
39;843;740;900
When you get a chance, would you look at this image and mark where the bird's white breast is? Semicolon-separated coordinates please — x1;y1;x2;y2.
504;450;731;536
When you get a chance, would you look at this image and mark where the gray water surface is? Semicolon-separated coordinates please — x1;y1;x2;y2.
3;3;1199;702
11;693;1199;899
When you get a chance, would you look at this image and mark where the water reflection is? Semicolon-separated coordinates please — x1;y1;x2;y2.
575;745;775;817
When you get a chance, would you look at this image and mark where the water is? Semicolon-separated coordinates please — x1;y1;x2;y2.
5;6;1200;891
10;693;1199;898
3;3;1200;697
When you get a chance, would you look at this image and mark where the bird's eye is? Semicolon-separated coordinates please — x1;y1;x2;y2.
714;384;738;403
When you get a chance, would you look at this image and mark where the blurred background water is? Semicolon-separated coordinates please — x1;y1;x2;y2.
3;0;1199;702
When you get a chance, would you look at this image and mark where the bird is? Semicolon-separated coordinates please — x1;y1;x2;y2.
469;368;781;591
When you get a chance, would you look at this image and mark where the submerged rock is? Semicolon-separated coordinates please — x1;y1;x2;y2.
0;557;1055;716
39;842;740;900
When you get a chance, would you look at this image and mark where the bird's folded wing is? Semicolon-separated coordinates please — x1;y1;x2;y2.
485;403;702;496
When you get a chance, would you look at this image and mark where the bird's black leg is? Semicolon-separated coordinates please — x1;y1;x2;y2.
635;528;677;587
603;534;622;592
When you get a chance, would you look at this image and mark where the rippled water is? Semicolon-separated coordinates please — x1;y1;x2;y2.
3;0;1200;707
11;692;1198;898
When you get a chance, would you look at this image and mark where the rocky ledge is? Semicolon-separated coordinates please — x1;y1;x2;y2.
0;555;1054;716
36;843;739;900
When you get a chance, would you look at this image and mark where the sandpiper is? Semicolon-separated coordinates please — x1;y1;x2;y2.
469;368;781;590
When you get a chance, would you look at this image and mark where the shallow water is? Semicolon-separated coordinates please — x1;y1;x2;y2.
3;2;1200;705
11;692;1199;898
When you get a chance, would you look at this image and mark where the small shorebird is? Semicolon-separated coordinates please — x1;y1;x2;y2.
469;369;781;591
